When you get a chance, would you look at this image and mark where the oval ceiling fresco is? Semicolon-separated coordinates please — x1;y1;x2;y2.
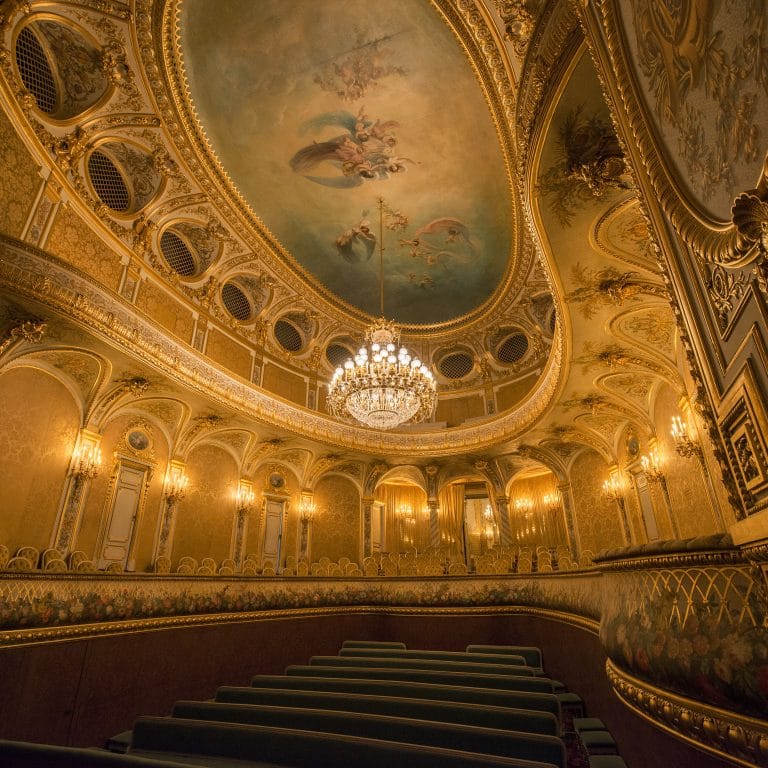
179;0;512;325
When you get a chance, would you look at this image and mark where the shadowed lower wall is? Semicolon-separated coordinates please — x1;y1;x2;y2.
0;610;735;768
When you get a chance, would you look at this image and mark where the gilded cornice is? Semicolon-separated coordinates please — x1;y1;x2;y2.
514;0;580;165
589;0;751;268
607;659;768;768
0;236;563;456
139;0;532;338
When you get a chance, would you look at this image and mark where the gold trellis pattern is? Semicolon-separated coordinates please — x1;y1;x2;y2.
601;560;768;720
639;566;762;630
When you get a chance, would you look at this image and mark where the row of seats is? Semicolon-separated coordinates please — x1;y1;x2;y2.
1;544;594;578
0;546;120;573
0;639;629;767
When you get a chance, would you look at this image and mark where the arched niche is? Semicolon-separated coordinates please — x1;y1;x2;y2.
0;366;80;551
505;466;568;550
312;474;361;564
172;442;238;566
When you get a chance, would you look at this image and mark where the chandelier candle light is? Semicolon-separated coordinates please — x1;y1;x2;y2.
327;198;437;430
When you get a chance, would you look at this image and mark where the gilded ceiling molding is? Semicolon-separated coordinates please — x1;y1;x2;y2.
514;0;580;157
0;316;46;358
138;0;533;337
586;0;762;270
607;660;768;768
0;237;564;455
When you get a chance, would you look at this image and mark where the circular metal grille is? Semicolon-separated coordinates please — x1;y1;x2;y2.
496;333;529;364
326;343;352;368
15;27;57;114
160;229;196;277
274;319;303;352
438;352;474;379
221;281;252;321
87;150;130;212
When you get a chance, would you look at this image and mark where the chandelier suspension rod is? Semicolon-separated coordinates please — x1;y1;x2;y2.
378;196;385;317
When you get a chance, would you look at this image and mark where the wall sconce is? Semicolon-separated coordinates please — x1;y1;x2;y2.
542;490;562;513
236;485;255;514
671;415;702;458
299;499;316;523
640;448;664;482
165;469;188;502
602;475;622;501
602;471;632;544
514;497;532;513
73;442;102;479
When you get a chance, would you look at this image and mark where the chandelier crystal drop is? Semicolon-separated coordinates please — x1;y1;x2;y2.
327;318;437;429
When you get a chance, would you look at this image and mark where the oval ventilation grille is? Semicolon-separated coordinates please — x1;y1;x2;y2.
274;319;303;352
326;343;352;368
15;27;57;114
221;281;252;321
439;352;474;379
160;230;196;277
496;333;529;364
87;150;130;212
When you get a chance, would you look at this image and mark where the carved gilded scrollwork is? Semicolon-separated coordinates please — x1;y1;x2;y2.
0;317;46;358
607;660;768;768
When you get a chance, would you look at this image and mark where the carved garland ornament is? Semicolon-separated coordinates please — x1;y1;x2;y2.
607;660;768;768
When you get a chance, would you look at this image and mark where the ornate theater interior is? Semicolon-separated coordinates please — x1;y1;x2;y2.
0;1;766;766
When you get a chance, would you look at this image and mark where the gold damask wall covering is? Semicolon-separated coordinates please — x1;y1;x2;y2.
172;443;238;565
205;328;252;381
134;279;195;344
570;450;625;553
0;108;39;239
0;367;80;549
261;363;307;407
652;385;729;535
45;205;123;292
312;475;361;564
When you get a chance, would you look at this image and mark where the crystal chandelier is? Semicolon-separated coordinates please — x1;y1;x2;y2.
328;318;436;429
327;198;437;430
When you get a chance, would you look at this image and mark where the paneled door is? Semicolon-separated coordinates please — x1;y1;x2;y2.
98;464;145;569
261;498;284;570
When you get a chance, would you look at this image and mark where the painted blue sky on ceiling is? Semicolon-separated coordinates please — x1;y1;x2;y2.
180;0;512;324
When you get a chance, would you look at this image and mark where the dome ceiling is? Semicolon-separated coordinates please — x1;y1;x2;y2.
178;0;512;325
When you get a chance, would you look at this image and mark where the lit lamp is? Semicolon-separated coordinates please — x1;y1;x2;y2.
157;464;188;560
56;437;103;552
298;497;316;561
299;499;316;524
236;485;255;514
542;490;562;514
640;448;663;482
602;473;632;545
602;476;622;501
327;198;437;430
233;482;255;568
73;442;102;479
671;415;701;458
640;447;680;538
165;469;188;502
